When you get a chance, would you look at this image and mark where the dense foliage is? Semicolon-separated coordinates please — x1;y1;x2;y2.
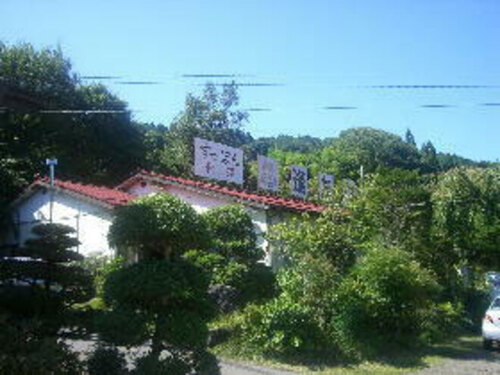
144;82;252;178
101;195;219;373
1;42;499;370
335;245;441;344
108;193;208;260
201;204;262;264
185;204;275;311
0;43;145;197
0;223;92;373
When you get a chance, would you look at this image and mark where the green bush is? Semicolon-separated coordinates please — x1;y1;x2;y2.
108;194;209;260
0;315;82;374
101;260;214;353
334;245;441;346
239;263;277;304
202;204;263;264
78;255;125;299
239;298;328;357
184;250;248;288
276;257;339;330
420;302;466;341
184;250;276;308
268;209;357;275
87;345;127;375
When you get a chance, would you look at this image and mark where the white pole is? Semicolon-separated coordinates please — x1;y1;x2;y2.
46;159;58;223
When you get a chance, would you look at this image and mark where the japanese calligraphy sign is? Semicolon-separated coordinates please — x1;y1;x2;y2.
290;165;308;198
258;155;279;192
194;137;243;184
318;173;335;198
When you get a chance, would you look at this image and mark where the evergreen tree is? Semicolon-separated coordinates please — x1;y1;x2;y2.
421;141;440;173
405;129;417;147
0;223;92;373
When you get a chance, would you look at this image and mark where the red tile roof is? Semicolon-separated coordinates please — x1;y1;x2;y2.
33;177;136;207
118;170;327;213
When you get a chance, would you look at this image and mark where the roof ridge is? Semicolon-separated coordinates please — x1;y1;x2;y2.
136;170;327;213
35;178;136;207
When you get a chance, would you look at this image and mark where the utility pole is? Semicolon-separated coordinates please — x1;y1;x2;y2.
46;158;58;223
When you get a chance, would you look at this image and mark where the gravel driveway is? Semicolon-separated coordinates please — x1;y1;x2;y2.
65;336;500;374
412;341;500;375
63;338;294;374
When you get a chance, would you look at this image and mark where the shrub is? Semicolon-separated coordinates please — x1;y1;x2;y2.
0;315;82;374
87;345;128;375
184;250;276;309
202;204;263;264
334;245;441;346
208;284;240;314
239;298;328;357
78;255;125;299
108;194;209;260
420;302;466;341
239;263;277;304
184;250;248;287
101;260;214;354
268;209;357;275
276;256;339;329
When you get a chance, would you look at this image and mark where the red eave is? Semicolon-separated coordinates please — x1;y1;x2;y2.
118;170;327;213
33;178;136;208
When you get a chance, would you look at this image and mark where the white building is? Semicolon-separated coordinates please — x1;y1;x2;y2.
5;178;135;257
5;170;325;265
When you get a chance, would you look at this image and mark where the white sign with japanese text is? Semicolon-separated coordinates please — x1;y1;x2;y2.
258;155;279;192
290;165;308;198
194;137;244;184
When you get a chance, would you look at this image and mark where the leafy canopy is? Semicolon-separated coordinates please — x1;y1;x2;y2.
108;193;208;260
201;204;262;264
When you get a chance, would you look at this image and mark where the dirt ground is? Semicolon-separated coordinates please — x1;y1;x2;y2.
65;335;500;374
412;340;500;375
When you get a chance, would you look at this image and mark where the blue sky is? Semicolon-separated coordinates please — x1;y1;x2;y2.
1;0;499;161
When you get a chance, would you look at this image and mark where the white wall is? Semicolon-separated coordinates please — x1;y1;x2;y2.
9;190;114;258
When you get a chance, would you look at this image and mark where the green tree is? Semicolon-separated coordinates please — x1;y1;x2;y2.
326;127;422;178
268;209;357;329
0;42;145;191
0;223;91;374
108;194;209;260
431;167;500;272
350;168;433;254
421;141;440;173
151;82;252;177
0;223;92;314
405;129;417;147
335;245;441;346
269;209;357;274
201;204;262;264
102;193;218;373
186;204;275;309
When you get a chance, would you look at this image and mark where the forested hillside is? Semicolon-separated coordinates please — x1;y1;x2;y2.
0;42;497;212
1;43;495;210
1;42;499;372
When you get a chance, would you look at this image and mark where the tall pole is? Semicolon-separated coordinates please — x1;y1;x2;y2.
46;159;58;223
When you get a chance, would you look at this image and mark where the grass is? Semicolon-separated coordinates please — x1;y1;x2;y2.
209;313;485;374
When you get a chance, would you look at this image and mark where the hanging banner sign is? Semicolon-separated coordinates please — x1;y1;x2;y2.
318;173;335;198
290;165;308;198
258;155;279;192
194;137;243;184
